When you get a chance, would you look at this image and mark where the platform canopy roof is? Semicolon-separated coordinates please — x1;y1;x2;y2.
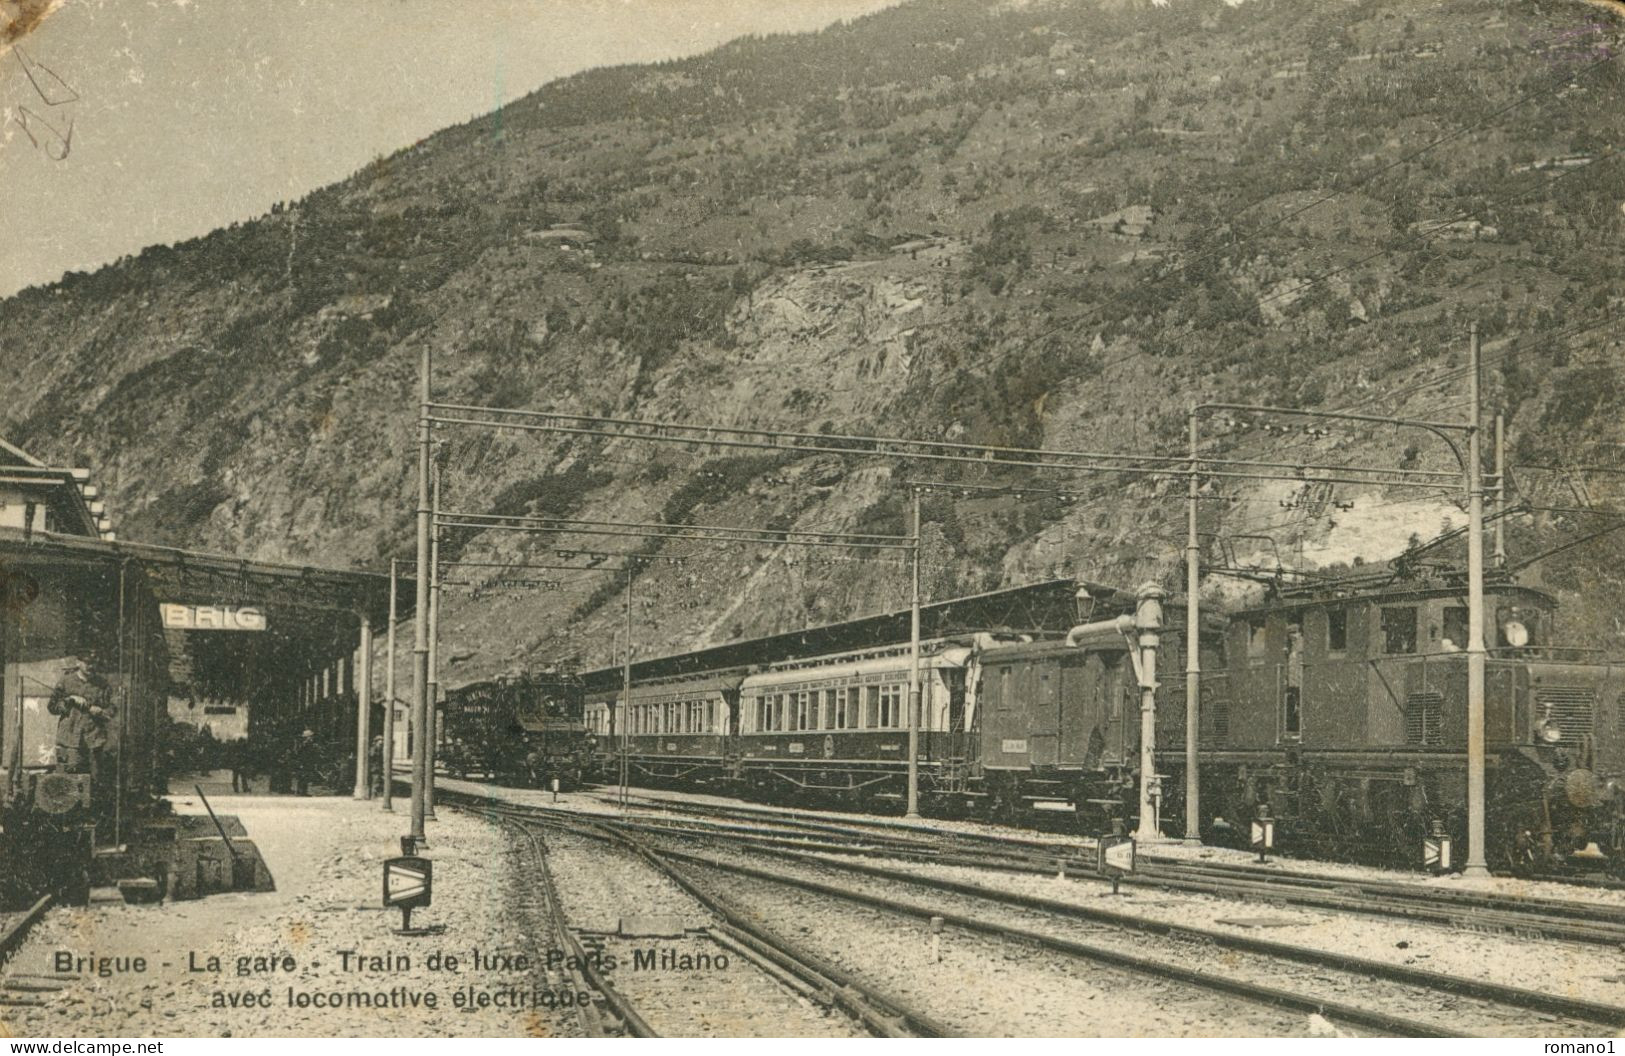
0;527;413;628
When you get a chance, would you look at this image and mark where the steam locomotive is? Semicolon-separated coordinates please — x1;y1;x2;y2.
441;673;594;790
1;547;168;905
574;574;1623;874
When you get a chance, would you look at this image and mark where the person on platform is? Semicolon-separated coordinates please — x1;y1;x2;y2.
369;734;385;796
47;658;113;776
228;739;252;793
294;728;319;795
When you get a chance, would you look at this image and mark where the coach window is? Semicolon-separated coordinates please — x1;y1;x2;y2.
865;685;880;727
834;688;848;729
822;689;836;730
1381;606;1418;654
847;686;862;728
1327;607;1347;655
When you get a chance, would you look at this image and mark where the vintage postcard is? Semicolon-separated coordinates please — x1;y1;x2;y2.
2;0;1624;1044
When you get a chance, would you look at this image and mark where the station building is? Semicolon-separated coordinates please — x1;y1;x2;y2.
1;436;413;854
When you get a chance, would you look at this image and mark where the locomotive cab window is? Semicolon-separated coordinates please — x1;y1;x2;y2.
1326;607;1347;655
1441;606;1468;652
1246;617;1268;664
1496;606;1539;649
1282;622;1303;740
1381;606;1417;654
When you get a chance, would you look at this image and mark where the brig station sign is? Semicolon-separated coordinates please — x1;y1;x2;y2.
160;603;268;632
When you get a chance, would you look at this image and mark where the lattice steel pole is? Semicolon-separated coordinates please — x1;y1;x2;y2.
1184;407;1202;843
621;565;633;811
906;488;922;819
426;453;443;820
1465;322;1489;877
409;346;431;844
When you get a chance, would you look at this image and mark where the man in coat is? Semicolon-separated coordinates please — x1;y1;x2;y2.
47;658;113;776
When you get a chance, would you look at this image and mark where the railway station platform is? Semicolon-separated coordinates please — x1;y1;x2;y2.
0;794;547;1037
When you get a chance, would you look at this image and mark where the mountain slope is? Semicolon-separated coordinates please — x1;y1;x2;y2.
2;0;1623;681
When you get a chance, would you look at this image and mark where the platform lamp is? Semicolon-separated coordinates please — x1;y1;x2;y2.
1074;585;1096;625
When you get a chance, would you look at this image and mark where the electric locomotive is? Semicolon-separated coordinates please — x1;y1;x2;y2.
1157;577;1625;873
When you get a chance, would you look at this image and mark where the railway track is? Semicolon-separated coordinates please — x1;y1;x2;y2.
469;802;951;1037
500;816;654;1037
0;896;52;970
591;791;1625;947
469;794;1625;1037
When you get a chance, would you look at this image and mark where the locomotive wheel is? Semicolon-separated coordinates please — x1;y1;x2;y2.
987;775;1021;826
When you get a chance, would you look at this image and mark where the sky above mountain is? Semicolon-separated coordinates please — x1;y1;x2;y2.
0;0;903;296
